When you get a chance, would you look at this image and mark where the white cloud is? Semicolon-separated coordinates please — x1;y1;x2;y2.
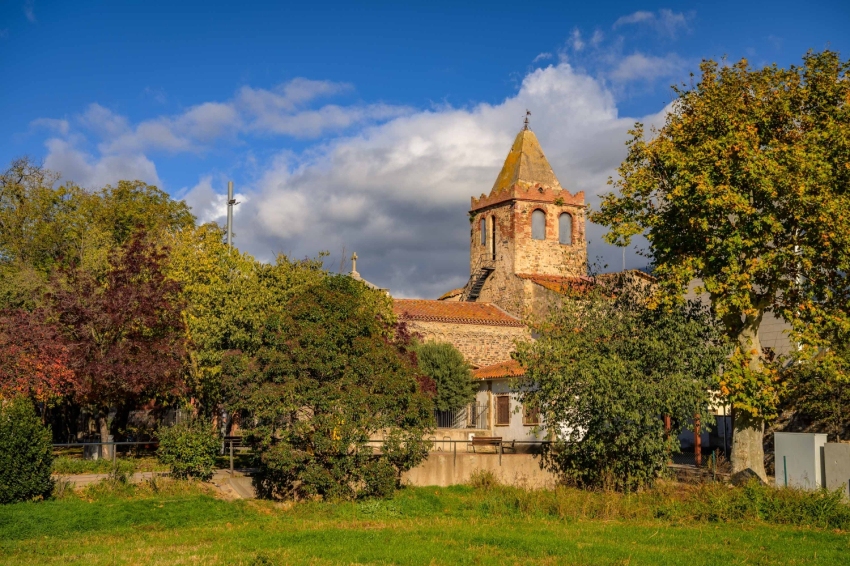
30;118;69;135
42;138;161;189
80;104;130;139
236;81;410;137
532;52;553;63
590;30;604;47
570;28;585;52
613;9;690;38
142;87;168;104
35;65;670;297
613;11;654;27
609;53;687;83
23;0;36;23
96;101;240;155
210;63;667;296
40;78;410;161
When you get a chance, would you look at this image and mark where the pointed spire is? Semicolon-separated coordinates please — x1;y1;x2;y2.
489;128;562;196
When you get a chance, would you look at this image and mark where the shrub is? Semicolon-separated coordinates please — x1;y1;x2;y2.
0;396;54;504
157;419;220;481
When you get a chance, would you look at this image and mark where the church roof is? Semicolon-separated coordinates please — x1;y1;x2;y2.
393;299;523;327
490;128;563;196
473;359;525;380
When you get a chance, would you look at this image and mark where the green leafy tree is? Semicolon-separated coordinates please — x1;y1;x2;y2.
514;275;729;492
416;342;475;412
592;51;850;479
0;159;195;309
164;223;327;412
783;345;850;440
223;275;434;500
0;396;54;503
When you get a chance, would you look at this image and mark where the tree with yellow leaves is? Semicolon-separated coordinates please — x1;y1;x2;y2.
593;51;850;480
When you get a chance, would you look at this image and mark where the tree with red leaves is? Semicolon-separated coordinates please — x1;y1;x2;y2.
51;230;188;456
0;309;74;405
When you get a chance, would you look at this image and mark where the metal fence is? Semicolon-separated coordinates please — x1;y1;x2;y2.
433;403;488;429
52;441;160;464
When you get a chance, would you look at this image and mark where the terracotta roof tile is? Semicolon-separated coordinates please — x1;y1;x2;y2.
393;299;523;327
473;359;525;380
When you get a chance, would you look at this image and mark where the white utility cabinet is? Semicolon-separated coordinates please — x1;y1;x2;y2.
774;432;827;489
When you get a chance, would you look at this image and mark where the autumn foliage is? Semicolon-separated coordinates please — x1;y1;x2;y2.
49;231;188;445
0;309;74;404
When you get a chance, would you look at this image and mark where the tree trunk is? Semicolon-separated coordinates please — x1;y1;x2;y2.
730;312;767;481
97;411;112;460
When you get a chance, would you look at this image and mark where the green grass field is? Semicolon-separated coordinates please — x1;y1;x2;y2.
1;480;848;565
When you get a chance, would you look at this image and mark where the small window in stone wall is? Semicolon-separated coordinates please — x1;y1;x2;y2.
496;395;510;426
523;403;539;426
559;213;573;245
531;209;546;240
480;218;486;245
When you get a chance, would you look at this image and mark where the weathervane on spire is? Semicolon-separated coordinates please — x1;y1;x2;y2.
523;109;531;130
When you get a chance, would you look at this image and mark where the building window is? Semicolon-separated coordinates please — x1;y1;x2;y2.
531;209;546;240
479;218;486;245
496;395;510;426
523;403;540;426
490;216;497;260
559;213;573;245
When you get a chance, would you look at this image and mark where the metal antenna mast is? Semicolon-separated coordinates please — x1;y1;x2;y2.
226;181;237;250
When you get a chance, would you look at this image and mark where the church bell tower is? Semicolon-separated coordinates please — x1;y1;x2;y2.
463;124;587;315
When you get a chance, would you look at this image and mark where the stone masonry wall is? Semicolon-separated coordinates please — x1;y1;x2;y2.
511;200;586;277
469;185;586;316
405;319;527;368
470;203;525;316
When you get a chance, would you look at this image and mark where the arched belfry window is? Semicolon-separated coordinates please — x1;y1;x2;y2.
559;213;573;245
479;218;486;246
531;209;546;240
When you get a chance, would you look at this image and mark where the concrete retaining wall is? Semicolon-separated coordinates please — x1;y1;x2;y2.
402;452;557;488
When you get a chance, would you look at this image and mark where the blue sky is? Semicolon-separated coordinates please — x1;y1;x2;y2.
2;1;848;297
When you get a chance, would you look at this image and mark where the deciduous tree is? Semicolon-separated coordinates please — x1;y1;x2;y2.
514;275;729;492
223;275;433;500
164;223;326;412
51;231;187;456
592;51;850;479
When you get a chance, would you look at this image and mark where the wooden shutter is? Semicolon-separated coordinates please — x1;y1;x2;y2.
496;396;510;426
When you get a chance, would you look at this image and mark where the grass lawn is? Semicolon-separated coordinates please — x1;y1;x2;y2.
1;481;848;565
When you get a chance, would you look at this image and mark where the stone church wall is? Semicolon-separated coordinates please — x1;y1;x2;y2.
405;319;528;368
469;187;586;317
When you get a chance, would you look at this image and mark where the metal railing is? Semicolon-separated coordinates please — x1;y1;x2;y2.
434;403;488;429
52;441;160;465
